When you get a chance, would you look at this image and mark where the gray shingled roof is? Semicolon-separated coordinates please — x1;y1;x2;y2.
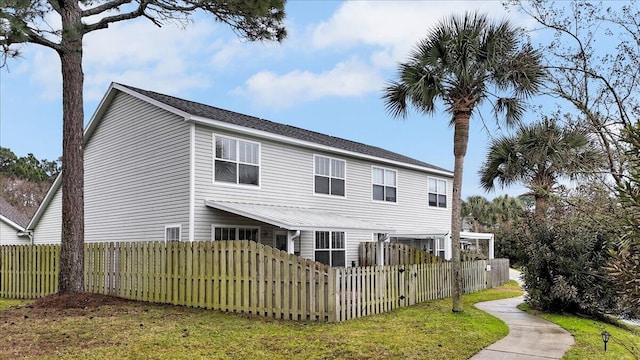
0;197;29;229
120;84;451;173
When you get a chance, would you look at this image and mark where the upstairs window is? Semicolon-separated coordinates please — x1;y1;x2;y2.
428;178;447;208
315;231;346;267
372;167;397;202
314;155;345;196
214;135;260;186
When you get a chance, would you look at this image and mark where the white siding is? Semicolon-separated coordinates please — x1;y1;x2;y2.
193;125;453;266
0;220;29;245
84;92;190;242
32;92;191;244
33;189;62;244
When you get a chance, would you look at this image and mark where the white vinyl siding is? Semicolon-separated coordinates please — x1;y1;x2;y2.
83;92;190;242
428;177;447;208
213;134;260;186
314;155;345;197
372;166;397;202
193;124;452;244
0;220;28;245
32;189;62;244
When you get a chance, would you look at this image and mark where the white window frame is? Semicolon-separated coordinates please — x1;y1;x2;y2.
436;236;446;258
211;225;261;242
212;134;261;187
313;154;347;197
372;166;397;203
428;177;448;208
165;224;182;242
314;231;346;267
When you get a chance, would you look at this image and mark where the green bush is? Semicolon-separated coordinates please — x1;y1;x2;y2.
521;215;618;315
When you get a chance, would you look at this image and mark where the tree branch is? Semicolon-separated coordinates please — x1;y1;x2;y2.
83;1;154;33
46;0;62;15
546;64;631;127
81;0;133;17
0;13;62;51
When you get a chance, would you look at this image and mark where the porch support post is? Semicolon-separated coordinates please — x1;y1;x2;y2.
488;234;495;259
377;233;389;266
287;230;299;255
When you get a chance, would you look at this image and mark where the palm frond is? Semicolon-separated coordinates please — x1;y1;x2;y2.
493;97;526;126
382;80;410;119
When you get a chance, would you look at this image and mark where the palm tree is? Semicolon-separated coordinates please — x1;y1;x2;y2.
461;195;492;232
479;117;602;220
490;195;525;230
383;12;544;312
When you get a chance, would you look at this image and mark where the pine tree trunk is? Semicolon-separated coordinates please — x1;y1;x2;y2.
451;111;470;313
58;1;85;294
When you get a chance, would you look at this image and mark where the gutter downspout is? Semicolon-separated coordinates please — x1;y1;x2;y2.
188;122;195;242
17;230;34;244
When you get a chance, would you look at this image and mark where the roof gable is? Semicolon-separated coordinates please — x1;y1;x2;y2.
118;84;451;174
0;197;29;229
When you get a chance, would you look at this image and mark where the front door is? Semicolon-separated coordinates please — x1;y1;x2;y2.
274;230;288;252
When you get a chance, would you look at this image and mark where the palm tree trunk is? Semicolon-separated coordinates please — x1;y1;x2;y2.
534;194;547;222
451;111;470;313
58;1;85;294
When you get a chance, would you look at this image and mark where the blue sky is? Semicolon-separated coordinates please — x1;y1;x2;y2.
0;1;541;199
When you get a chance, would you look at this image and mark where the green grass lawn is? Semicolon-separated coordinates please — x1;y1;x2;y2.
0;282;522;360
0;298;29;310
519;304;640;359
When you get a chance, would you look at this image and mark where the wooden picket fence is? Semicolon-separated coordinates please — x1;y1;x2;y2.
488;258;510;288
0;242;509;322
358;242;442;266
0;244;59;299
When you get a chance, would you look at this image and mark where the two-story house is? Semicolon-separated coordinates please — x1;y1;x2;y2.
27;83;454;266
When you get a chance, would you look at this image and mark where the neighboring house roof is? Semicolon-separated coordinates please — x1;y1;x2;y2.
0;197;29;230
118;84;452;174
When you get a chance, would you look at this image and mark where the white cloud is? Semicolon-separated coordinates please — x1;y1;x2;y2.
237;57;382;108
81;19;218;99
21;16;249;101
311;1;534;67
31;50;62;100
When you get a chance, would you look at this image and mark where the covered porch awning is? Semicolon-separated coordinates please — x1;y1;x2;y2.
205;200;395;233
460;231;495;259
390;232;449;239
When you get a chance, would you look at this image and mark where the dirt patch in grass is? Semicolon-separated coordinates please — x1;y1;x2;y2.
1;294;141;359
32;292;135;309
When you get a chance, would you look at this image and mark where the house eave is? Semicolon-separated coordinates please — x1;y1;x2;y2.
1;215;26;232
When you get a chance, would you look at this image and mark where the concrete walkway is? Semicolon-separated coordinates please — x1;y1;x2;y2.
469;270;574;360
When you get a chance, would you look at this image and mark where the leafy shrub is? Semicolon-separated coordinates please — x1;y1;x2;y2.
607;123;640;318
520;215;619;315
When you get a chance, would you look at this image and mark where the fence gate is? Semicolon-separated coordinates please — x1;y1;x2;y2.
396;266;420;307
398;266;407;307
